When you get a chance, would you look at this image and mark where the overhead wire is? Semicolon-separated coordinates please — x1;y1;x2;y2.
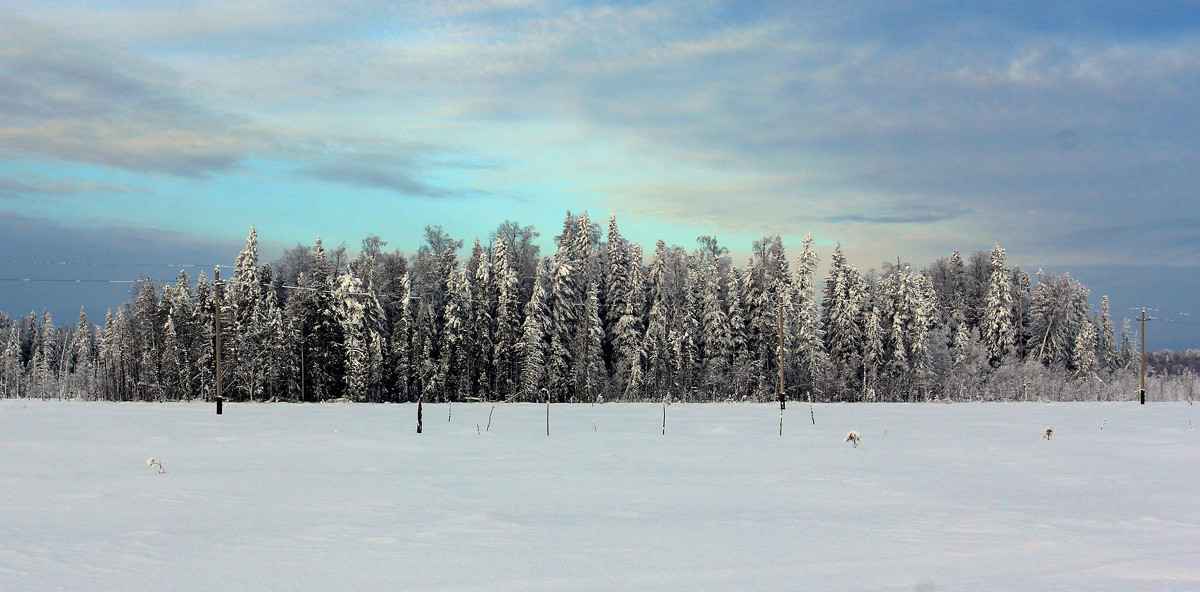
0;260;227;268
0;259;233;286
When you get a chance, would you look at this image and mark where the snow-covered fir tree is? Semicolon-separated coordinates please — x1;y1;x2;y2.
518;258;552;401
822;244;867;376
492;236;522;399
981;245;1015;366
1095;295;1118;371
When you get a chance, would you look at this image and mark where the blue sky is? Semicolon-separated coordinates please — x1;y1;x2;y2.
1;1;1198;348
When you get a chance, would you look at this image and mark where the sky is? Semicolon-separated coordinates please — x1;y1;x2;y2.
1;1;1197;349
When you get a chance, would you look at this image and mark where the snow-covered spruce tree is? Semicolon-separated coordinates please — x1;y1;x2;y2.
2;326;23;398
191;271;215;402
669;253;701;400
129;280;166;400
225;226;264;400
964;249;991;330
604;216;633;378
441;268;472;401
1010;267;1033;359
95;311;114;400
981;245;1015;366
1029;270;1092;371
581;279;606;402
161;314;186;401
30;311;52;397
492;236;522;400
286;239;345;401
611;241;645;399
335;270;385;402
386;275;416;401
725;266;751;400
766;235;797;399
745;238;775;397
1095;295;1118;371
567;213;602;401
27;314;52;393
546;259;579;402
926;249;968;331
68;307;96;396
822;244;868;396
640;240;676;398
793;233;830;398
861;299;883;401
102;308;134;400
259;277;289;401
159;271;195;399
411;227;462;402
518;258;552;402
1073;317;1098;379
699;257;732;397
1118;317;1135;369
880;263;935;386
467;238;497;400
570;210;600;269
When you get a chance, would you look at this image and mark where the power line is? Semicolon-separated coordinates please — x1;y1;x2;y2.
0;260;227;268
0;278;137;284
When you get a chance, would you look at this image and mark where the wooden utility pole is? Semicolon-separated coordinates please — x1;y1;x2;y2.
214;266;224;414
1140;308;1148;405
778;299;786;411
778;299;786;436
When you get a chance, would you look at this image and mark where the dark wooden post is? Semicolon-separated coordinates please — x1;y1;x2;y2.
1140;308;1147;404
214;266;224;414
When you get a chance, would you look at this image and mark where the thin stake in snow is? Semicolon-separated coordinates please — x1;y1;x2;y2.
662;396;668;435
543;388;549;436
486;406;495;432
417;397;423;434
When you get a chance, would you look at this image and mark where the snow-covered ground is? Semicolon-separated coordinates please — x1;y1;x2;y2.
1;400;1197;591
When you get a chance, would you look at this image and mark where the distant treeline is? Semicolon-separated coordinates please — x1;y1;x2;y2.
1;213;1196;403
1147;350;1200;376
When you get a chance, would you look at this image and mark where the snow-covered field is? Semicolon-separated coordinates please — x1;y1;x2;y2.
2;400;1197;591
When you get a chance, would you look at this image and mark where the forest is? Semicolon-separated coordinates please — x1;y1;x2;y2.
1;212;1196;404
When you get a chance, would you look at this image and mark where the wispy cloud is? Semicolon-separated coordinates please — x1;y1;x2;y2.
0;13;264;176
0;176;150;199
297;164;450;198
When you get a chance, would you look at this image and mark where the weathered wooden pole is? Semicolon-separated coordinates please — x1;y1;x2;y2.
1140;308;1147;405
214;266;224;414
778;298;786;411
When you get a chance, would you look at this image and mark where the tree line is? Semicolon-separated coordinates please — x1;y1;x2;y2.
2;213;1194;404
